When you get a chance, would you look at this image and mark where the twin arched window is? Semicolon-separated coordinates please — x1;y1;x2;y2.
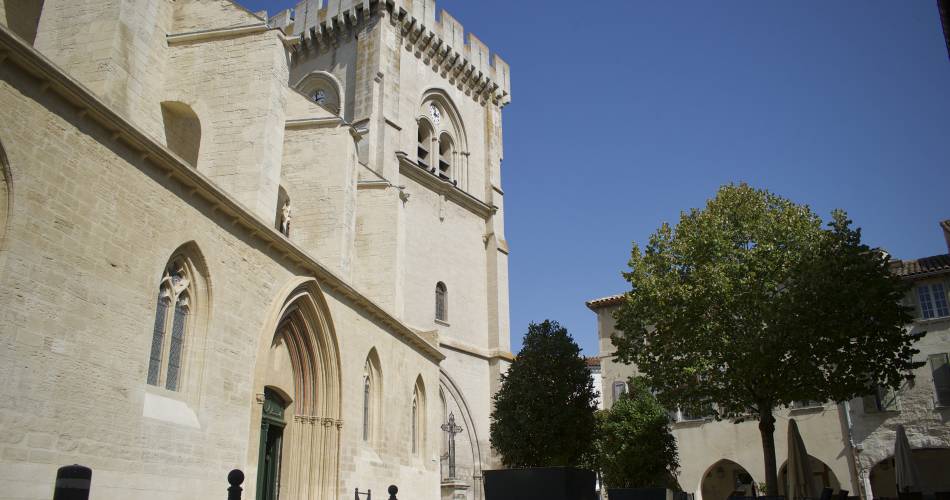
148;258;194;390
435;282;448;322
416;98;464;187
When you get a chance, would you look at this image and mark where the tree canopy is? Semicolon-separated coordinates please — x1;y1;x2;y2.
591;377;679;490
612;183;921;493
490;320;598;468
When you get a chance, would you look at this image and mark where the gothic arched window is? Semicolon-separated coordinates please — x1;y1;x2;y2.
362;349;382;444
148;257;195;391
435;282;448;322
411;377;426;455
411;394;418;454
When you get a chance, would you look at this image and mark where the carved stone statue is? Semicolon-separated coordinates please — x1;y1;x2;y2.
280;200;292;236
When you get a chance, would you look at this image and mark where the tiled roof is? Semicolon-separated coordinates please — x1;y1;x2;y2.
584;356;601;367
892;254;950;278
586;294;624;310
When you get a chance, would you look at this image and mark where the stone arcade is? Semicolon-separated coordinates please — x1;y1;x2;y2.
0;1;513;499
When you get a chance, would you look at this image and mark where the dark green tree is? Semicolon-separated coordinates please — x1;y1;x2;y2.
591;377;679;489
612;183;921;494
490;320;598;468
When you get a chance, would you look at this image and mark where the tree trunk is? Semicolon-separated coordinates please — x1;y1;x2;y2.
758;406;778;495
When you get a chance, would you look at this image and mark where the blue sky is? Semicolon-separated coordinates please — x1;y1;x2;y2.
243;1;950;356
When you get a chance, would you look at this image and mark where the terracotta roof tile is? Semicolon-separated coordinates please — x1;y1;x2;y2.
586;294;625;310
892;254;950;278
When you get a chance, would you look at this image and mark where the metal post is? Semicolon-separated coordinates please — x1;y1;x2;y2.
53;464;91;500
356;488;372;500
227;469;244;500
388;484;398;500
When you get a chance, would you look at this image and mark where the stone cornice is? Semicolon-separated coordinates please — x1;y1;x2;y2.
0;25;445;363
396;152;494;220
166;23;298;47
438;337;514;362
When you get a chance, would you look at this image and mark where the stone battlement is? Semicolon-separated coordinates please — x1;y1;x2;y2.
269;0;511;106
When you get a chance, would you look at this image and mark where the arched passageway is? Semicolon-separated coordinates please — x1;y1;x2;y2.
778;455;842;496
869;448;950;498
701;459;756;500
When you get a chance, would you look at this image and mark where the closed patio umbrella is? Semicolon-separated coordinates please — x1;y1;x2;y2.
786;419;817;500
894;425;921;494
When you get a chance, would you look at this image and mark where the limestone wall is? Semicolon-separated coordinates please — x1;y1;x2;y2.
34;0;173;140
0;36;441;500
164;27;289;222
281;92;360;278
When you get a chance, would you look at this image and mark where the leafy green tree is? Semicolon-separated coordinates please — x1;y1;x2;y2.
591;377;679;489
612;183;921;494
490;320;598;468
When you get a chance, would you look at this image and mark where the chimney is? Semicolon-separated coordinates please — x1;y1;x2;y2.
941;220;950;252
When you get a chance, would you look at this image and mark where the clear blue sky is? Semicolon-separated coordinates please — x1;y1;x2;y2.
243;0;950;356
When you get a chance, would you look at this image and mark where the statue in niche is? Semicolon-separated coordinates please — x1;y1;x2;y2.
280;200;292;237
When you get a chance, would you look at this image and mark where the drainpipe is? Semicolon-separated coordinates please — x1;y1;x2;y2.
840;401;865;499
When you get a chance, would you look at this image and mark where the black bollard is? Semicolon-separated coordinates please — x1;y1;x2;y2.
227;469;244;500
388;484;398;500
53;464;92;500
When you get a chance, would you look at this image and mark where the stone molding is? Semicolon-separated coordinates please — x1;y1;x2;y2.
166;22;298;47
397;152;494;220
0;24;445;363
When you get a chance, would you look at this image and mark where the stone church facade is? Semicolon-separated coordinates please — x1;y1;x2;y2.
0;0;512;499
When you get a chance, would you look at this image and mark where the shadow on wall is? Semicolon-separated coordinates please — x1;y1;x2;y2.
5;0;44;44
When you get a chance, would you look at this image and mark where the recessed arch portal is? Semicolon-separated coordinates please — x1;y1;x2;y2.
439;369;486;499
251;278;342;500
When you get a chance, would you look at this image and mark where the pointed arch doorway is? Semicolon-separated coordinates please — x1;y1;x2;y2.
250;279;343;500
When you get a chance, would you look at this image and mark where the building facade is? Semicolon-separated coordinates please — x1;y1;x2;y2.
588;221;950;500
0;1;513;499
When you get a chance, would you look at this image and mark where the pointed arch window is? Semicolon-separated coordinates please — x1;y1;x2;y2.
435;282;448;322
411;378;425;455
362;349;382;445
411;394;418;454
363;372;371;441
148;258;194;391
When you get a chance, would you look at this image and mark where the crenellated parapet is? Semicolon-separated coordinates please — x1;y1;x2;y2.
268;0;511;107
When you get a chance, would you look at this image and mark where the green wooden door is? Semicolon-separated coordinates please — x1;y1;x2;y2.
257;389;287;500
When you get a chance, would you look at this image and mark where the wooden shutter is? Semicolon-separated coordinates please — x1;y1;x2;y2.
929;353;950;407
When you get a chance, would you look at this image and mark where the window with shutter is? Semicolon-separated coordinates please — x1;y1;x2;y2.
929;353;950;407
612;381;627;403
917;284;950;319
